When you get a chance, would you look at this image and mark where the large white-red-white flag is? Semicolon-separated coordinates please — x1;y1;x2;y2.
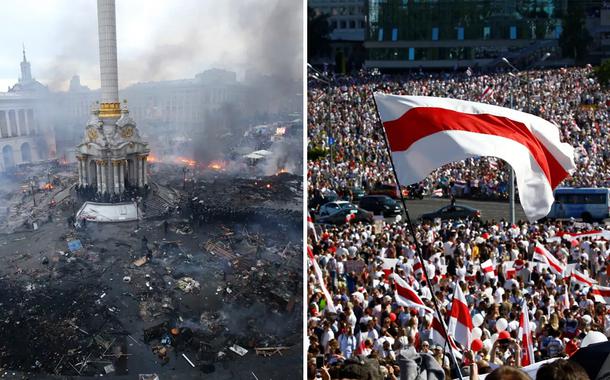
429;312;463;360
533;243;565;276
591;284;610;304
391;273;433;312
553;230;610;242
480;85;495;100
480;259;496;279
307;212;318;242
502;261;517;280
571;269;596;289
447;284;473;349
519;301;535;366
374;94;575;221
381;258;399;278
307;245;336;313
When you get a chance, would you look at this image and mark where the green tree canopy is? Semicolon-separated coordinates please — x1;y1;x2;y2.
308;7;333;60
559;1;591;62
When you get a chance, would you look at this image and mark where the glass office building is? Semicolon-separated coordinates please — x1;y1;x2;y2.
365;0;567;68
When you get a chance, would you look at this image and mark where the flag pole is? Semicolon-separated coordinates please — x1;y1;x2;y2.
371;93;464;380
440;284;458;370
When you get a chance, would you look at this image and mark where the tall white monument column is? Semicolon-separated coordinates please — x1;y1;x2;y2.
77;0;149;196
97;0;121;118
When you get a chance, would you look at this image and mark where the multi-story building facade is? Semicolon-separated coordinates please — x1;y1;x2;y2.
0;50;55;172
365;0;567;69
0;50;298;173
309;0;367;71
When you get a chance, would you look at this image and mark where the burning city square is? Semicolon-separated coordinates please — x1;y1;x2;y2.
0;0;303;378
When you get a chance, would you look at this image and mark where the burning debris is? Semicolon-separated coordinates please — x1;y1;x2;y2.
207;161;226;171
0;158;302;378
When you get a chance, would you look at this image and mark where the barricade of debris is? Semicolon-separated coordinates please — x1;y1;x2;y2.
0;165;302;377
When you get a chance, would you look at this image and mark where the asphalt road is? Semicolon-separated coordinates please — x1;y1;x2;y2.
401;197;527;222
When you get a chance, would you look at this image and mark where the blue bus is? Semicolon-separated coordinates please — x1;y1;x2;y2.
547;188;610;222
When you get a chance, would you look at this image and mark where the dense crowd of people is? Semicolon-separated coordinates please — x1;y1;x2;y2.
307;66;610;379
308;66;610;201
74;183;150;204
307;217;610;379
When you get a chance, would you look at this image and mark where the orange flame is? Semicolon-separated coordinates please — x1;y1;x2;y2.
148;155;158;163
42;183;53;190
179;157;196;167
208;161;226;171
276;168;288;175
275;127;286;136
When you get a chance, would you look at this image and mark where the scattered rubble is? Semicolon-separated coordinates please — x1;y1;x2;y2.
176;277;200;293
0;166;303;378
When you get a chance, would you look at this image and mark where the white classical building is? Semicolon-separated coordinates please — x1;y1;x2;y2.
0;49;55;171
75;0;149;194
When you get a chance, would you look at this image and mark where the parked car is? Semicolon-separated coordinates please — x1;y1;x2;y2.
316;207;373;225
358;195;402;217
420;204;481;222
349;187;366;202
319;201;357;217
309;189;339;210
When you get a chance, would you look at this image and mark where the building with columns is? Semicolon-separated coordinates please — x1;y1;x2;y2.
0;49;55;171
75;0;149;194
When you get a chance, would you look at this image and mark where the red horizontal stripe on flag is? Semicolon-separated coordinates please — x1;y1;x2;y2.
592;288;610;296
534;246;563;274
395;282;424;306
382;107;567;188
450;299;474;329
572;272;592;286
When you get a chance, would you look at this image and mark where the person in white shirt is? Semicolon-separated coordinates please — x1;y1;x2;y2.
420;282;432;301
378;340;396;361
321;321;335;353
360;320;379;343
443;239;455;259
338;327;358;359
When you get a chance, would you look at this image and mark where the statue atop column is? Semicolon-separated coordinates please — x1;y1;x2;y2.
75;0;149;197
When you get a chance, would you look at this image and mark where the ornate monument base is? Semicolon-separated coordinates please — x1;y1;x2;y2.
76;105;149;195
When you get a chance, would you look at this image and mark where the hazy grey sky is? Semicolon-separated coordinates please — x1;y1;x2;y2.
0;0;303;92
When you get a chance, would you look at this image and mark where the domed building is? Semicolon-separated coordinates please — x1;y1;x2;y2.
0;48;55;171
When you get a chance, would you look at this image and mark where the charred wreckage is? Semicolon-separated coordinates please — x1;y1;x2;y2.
0;158;303;379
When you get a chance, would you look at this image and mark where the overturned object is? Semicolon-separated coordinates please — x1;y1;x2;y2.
229;344;248;356
76;201;140;222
